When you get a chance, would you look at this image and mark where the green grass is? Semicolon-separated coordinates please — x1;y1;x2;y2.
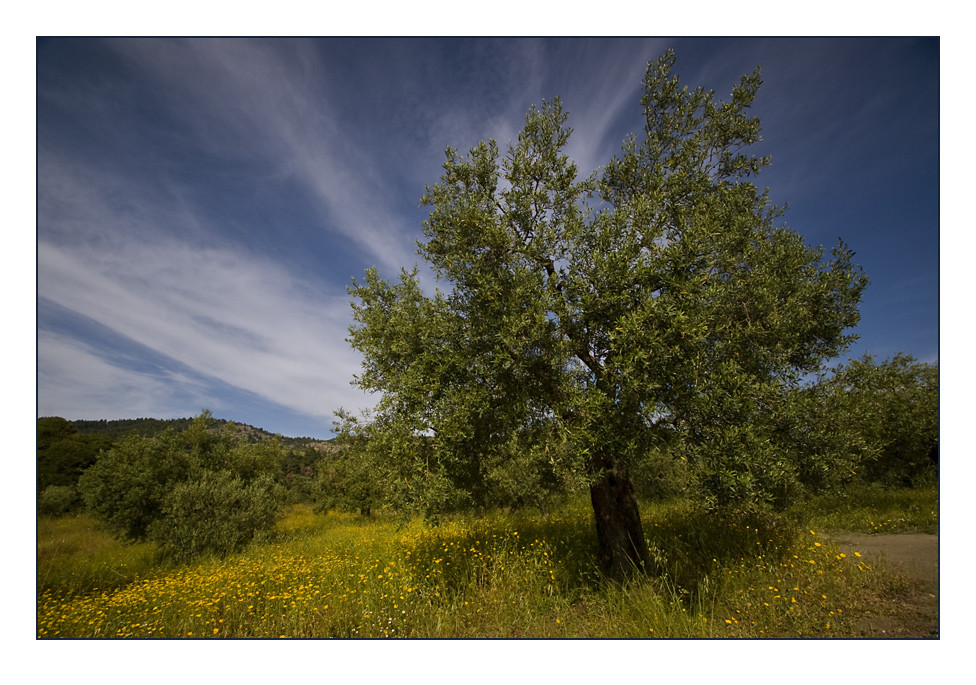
37;488;935;638
36;514;160;596
787;483;939;535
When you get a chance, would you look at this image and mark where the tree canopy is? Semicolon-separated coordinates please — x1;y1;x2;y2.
78;411;284;559
342;51;868;579
37;417;113;493
807;353;939;487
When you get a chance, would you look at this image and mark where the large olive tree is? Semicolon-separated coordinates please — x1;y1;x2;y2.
344;51;867;579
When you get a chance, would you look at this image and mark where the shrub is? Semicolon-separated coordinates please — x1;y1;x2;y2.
147;471;282;562
37;417;113;492
807;354;938;487
77;430;199;540
77;411;286;559
631;445;693;502
38;485;79;517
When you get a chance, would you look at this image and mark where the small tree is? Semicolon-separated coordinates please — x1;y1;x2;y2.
811;354;938;486
148;471;281;561
37;417;113;492
314;410;391;517
38;485;80;517
344;51;866;579
77;428;200;540
78;411;283;556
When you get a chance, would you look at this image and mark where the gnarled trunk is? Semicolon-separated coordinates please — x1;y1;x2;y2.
588;454;657;581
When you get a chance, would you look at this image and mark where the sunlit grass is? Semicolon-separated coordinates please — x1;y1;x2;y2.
37;514;159;596
38;491;930;638
788;483;938;535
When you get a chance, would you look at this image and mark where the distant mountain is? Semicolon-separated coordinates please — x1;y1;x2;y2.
38;415;336;495
69;417;195;440
66;417;334;451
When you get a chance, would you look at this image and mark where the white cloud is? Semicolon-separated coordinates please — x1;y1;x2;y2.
37;330;213;420
413;38;668;186
104;37;420;273
39;231;372;421
37;38;412;424
37;136;376;423
555;41;667;178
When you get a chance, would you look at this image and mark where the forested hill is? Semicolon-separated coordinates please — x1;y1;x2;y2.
65;417;332;449
69;417;195;440
38;415;335;496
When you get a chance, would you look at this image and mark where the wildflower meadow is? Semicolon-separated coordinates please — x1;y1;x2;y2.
37;486;936;639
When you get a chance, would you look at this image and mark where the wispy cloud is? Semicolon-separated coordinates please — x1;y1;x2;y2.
37;139;374;424
37;329;216;420
37;38;419;428
418;38;670;182
551;38;671;178
103;38;421;272
39;232;370;420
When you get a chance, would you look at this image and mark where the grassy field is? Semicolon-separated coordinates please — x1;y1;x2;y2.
36;486;937;638
787;483;939;535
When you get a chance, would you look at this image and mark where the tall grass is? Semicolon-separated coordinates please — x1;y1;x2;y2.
38;490;927;638
788;483;939;535
36;515;159;596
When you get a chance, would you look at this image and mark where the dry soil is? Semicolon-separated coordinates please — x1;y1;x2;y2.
829;533;939;638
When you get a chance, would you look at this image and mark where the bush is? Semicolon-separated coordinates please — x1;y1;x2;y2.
147;471;281;562
809;354;938;487
37;417;113;492
38;485;79;517
77;411;285;559
631;445;693;502
77;430;199;540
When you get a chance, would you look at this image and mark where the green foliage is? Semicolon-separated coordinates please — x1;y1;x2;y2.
668;376;868;509
342;47;867;544
630;444;694;502
38;485;80;517
77;411;283;558
69;417;197;440
37;418;113;492
482;437;576;513
815;354;938;486
148;471;282;562
66;416;323;448
278;449;321;504
77;429;201;540
38;416;77;447
314;440;385;517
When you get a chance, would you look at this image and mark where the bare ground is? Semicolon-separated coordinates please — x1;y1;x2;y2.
829;533;939;638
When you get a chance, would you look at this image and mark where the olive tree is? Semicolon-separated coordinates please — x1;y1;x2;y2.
78;411;283;556
147;471;281;561
811;354;938;486
344;51;867;579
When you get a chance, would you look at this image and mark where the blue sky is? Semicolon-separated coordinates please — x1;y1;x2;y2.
36;37;939;439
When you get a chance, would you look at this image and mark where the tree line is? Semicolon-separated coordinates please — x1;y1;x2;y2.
37;350;936;563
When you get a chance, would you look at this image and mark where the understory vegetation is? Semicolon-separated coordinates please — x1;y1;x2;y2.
37;486;936;639
35;351;938;639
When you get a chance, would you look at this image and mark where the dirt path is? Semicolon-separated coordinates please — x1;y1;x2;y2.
829;533;939;638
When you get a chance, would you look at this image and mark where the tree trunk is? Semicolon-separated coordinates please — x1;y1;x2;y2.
588;454;657;581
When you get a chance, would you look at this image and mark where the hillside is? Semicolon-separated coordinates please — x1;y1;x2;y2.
38;415;336;496
65;417;334;451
